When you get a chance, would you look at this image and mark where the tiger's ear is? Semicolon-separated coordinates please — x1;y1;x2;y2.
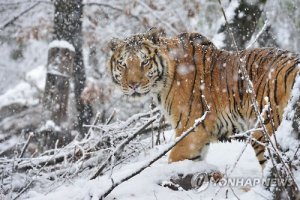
145;27;166;44
108;38;124;51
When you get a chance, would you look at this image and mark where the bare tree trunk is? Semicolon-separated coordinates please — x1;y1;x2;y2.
46;0;92;131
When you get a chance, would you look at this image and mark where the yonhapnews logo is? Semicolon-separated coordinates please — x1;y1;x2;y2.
191;172;293;192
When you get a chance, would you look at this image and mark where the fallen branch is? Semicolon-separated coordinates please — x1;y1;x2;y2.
11;110;156;172
12;145;64;200
90;117;157;179
84;108;160;132
98;110;209;199
1;109;161;198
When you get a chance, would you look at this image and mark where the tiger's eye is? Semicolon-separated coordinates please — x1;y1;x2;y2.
117;60;126;68
141;59;149;66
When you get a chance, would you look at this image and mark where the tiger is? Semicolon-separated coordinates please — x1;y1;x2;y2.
108;27;300;168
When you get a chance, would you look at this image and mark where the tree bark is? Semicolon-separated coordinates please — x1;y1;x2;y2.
60;0;93;134
43;46;74;124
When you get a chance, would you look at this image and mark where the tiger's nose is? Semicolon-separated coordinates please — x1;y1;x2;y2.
128;82;140;90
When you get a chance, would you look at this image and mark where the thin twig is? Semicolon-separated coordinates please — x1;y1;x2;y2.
84;2;123;12
98;110;209;199
13;146;65;200
86;112;102;137
0;0;51;6
86;109;115;140
293;144;300;159
19;132;33;158
218;0;239;52
90;117;156;180
246;20;269;49
105;110;116;125
0;2;40;30
136;0;178;34
229;184;241;200
84;2;141;22
229;128;263;139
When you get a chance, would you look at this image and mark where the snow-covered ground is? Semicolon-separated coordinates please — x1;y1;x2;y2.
23;131;271;200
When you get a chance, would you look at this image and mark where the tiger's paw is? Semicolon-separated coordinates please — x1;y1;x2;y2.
168;144;210;163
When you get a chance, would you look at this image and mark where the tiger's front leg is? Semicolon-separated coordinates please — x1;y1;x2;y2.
168;126;211;163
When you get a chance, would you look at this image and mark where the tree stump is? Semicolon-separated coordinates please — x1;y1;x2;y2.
43;42;75;125
40;41;75;150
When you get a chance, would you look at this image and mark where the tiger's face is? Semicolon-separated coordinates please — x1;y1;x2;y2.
108;28;167;97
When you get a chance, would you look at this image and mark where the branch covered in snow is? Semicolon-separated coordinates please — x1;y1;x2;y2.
0;109;161;198
98;110;209;199
90;116;157;179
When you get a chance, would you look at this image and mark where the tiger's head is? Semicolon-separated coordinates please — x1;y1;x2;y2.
108;28;168;97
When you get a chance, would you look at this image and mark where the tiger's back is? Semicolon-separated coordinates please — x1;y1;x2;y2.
161;34;298;132
108;28;300;167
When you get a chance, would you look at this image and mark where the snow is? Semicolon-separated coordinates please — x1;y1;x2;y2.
176;64;194;76
48;40;75;52
0;65;46;108
0;40;48;95
275;74;300;151
22;136;271;200
224;0;240;23
264;0;300;52
39;120;62;132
